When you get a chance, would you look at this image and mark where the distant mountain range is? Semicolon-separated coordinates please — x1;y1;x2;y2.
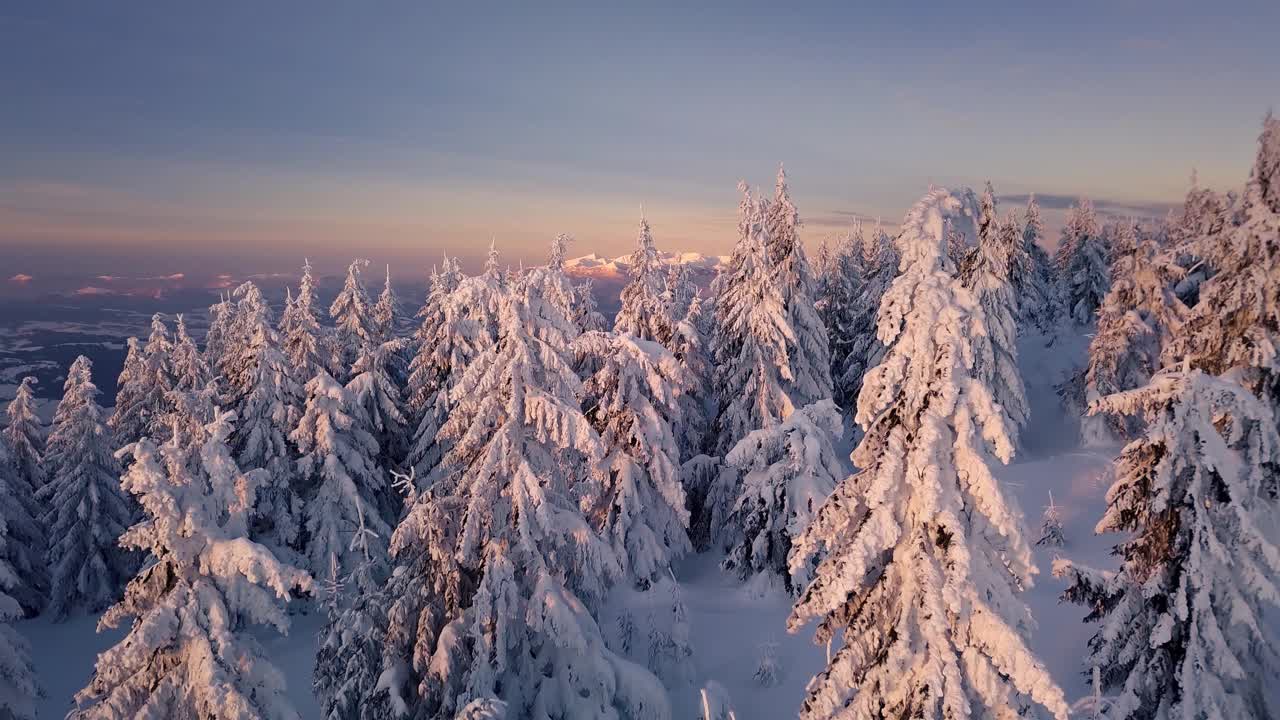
563;251;726;315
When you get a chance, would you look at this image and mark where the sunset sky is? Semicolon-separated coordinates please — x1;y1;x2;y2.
3;1;1278;287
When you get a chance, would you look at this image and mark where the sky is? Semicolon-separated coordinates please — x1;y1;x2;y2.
2;1;1277;290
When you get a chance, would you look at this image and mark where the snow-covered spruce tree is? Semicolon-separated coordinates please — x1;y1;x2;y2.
1066;229;1187;446
721;399;843;594
1162;113;1280;414
373;264;402;345
3;376;44;495
664;262;698;327
578;330;691;588
376;257;669;719
108;320;172;447
960;210;1030;434
818;227;867;409
331;258;378;380
223;282;302;551
0;435;47;619
615;214;675;344
1035;492;1064;548
669;293;715;462
1055;368;1280;720
573;278;609;333
71;411;313;720
405;256;505;482
347;337;409;467
711;183;797;455
0;571;38;719
787;189;1069;720
292;370;393;582
204;292;238;381
314;513;390;720
830;225;899;417
765;166;834;408
40;356;137;619
170;314;215;401
281;258;339;400
1056;198;1111;325
1014;194;1060;333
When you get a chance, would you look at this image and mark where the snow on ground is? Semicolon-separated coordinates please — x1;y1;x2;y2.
23;325;1126;718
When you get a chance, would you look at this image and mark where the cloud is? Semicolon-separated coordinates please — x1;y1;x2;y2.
73;285;166;299
74;286;114;296
8;273;33;284
999;193;1178;219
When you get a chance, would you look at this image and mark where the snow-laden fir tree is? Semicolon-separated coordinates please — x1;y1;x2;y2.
331;258;378;380
787;189;1069;720
292;369;393;582
1014;195;1060;333
831;224;899;417
222;282;302;551
961;210;1030;434
664;262;698;326
1035;492;1065;548
615;214;675;344
280;258;339;399
711;182;799;455
765;166;835;409
1056;198;1111;325
372;264;402;345
375;251;670;719
720;399;844;594
169;314;215;402
3;376;44;495
1065;228;1187;446
204;292;238;381
1162;113;1280;414
0;433;47;619
668;293;715;462
108;321;171;447
71;410;313;720
573;278;609;333
818;227;868;409
347;336;409;467
0;563;38;719
1054;367;1280;720
40;356;137;619
578;330;691;588
314;512;390;720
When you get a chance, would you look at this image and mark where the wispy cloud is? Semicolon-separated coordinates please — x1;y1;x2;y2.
8;274;33;284
999;193;1178;219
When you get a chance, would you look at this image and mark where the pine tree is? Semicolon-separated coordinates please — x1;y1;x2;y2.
109;315;175;446
347;337;408;467
314;515;390;720
787;189;1068;720
376;253;668;719
1036;492;1065;548
578;331;691;588
71;411;312;720
405;257;504;481
224;282;301;551
0;521;38;718
372;264;402;345
4;376;45;494
831;225;898;416
720;399;843;594
711;183;798;455
573;279;609;333
816;227;864;400
961;210;1030;434
1066;228;1187;446
292;370;393;582
1013;195;1060;333
0;435;47;619
765;166;834;408
1055;368;1280;720
40;356;137;619
1056;199;1111;325
331;259;378;379
615;214;674;344
1163;113;1280;414
280;259;338;398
